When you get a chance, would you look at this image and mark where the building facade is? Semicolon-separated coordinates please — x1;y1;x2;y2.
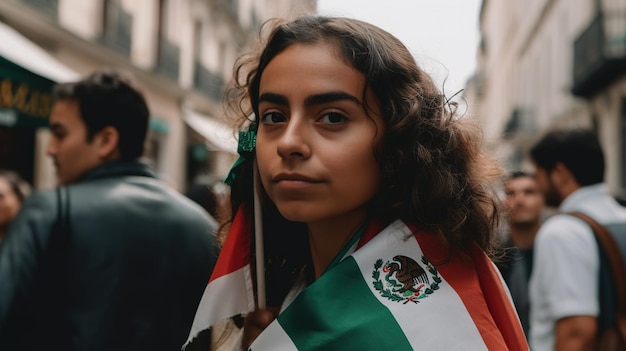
0;0;315;191
467;0;626;198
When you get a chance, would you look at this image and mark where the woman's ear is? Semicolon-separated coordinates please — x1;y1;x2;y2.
95;126;121;160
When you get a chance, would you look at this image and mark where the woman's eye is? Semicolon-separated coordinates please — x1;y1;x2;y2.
319;112;347;124
260;112;287;124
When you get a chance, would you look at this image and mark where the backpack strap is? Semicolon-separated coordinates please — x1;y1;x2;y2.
49;186;71;254
568;212;626;341
55;186;70;233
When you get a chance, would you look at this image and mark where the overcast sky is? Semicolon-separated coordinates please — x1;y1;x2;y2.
316;0;482;100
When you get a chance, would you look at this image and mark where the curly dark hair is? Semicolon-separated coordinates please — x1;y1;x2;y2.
220;15;503;307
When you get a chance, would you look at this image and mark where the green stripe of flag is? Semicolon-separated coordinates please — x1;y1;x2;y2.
277;257;412;350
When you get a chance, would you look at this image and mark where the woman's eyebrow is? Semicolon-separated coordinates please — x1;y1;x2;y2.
304;91;361;106
258;92;288;106
258;91;362;107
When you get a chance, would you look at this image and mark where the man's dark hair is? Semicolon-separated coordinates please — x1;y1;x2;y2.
507;170;534;181
52;69;150;161
529;128;604;186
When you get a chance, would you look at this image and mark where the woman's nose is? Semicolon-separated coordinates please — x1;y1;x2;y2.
276;118;311;159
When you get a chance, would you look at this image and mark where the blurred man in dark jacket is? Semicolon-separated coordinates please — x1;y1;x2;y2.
496;171;546;338
0;69;219;351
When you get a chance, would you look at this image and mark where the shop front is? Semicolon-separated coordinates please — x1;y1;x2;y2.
0;56;55;184
0;20;78;188
182;107;237;186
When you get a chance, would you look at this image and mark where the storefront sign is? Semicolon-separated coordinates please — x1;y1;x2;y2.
0;56;54;128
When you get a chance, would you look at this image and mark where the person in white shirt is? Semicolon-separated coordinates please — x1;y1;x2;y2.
528;128;626;351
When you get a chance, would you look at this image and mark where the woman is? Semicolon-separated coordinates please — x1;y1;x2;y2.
185;15;527;350
0;170;30;242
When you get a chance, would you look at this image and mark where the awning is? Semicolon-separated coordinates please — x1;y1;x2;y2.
0;21;78;82
0;20;79;128
183;108;237;154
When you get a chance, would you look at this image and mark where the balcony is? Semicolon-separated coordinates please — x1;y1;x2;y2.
102;1;132;56
218;0;239;20
502;107;536;140
193;61;224;102
156;38;180;81
572;12;626;98
20;0;58;17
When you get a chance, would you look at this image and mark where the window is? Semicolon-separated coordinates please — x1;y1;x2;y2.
193;21;224;101
156;0;180;80
21;0;58;17
102;0;132;55
219;0;238;19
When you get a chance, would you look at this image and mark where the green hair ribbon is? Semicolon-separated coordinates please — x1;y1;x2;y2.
223;123;257;186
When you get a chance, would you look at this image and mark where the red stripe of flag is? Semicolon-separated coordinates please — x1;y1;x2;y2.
209;205;251;282
414;230;528;351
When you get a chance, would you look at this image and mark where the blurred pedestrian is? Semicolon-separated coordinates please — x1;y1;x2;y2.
0;69;219;351
528;128;626;351
0;170;30;242
496;170;545;338
185;175;229;223
184;15;527;351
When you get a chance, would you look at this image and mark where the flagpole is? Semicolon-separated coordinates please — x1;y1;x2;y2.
253;159;266;309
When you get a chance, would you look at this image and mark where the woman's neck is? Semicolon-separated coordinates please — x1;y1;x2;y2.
307;212;367;279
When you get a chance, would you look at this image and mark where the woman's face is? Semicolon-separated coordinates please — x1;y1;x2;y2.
256;42;383;228
0;177;21;229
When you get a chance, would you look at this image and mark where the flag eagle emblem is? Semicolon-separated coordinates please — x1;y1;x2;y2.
372;255;441;304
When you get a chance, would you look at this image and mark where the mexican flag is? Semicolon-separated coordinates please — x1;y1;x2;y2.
185;208;528;350
185;206;255;344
